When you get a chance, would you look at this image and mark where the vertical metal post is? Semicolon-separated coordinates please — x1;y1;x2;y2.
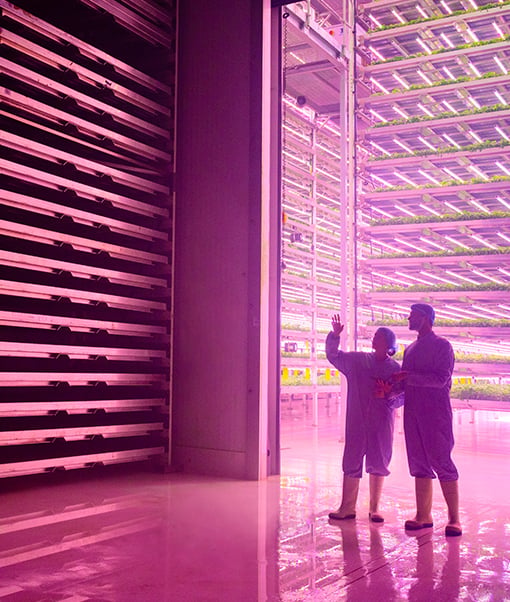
311;121;319;427
339;0;357;351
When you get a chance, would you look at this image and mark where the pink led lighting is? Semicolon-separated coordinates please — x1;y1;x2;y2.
472;269;505;284
282;176;310;192
394;236;427;253
370;141;391;155
369;46;386;62
372;174;392;187
316;144;342;160
419;236;445;249
445;271;479;284
371;206;393;218
470;234;498;249
442;66;455;80
369;109;388;123
416;5;429;19
440;33;455;48
394;205;416;216
368;14;383;28
417;71;433;85
467;96;481;109
420;271;459;285
392;73;410;89
497;232;510;244
468;130;483;143
494;57;508;75
442;101;458;114
316;167;341;182
370;77;390;94
469;200;490;213
418;169;440;185
391;9;406;24
471;305;510;319
465;28;479;43
417;103;434;117
444;234;470;248
443;203;463;215
495;126;510;141
443;167;463;181
377;240;401;253
493;23;505;38
419;204;441;216
283;150;309;165
395;271;434;286
440;0;453;14
418;136;437;151
392;105;408;119
442;134;460;148
371;271;409;285
497;197;510;209
468;165;489;180
416;38;432;54
393;138;413;153
394;172;418;187
495;162;510;177
283;124;310;142
495;91;508;105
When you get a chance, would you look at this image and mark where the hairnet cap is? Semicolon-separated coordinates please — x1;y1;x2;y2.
375;326;398;356
410;303;435;324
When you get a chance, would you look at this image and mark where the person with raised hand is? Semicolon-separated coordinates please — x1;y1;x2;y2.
326;314;402;523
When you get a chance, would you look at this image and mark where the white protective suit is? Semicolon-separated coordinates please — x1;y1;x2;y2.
326;332;401;478
402;331;458;481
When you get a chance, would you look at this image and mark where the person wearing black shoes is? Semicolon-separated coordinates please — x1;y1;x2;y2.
398;303;462;537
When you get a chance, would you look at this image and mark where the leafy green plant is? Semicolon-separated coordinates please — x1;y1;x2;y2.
370;210;510;226
372;175;510;193
372;103;509;129
371;34;510;65
369;1;510;33
394;351;510;363
370;316;510;325
369;139;510;162
369;246;510;260
373;282;510;293
450;383;510;401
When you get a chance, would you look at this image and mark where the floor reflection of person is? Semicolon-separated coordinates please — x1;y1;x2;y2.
407;535;460;601
398;303;462;537
326;314;402;523
334;521;397;601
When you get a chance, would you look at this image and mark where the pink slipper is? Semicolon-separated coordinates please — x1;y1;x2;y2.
405;519;433;530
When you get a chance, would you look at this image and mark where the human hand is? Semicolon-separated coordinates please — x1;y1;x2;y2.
391;371;408;383
331;314;344;336
374;378;393;398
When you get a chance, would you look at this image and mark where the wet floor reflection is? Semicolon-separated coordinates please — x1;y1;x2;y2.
0;409;508;600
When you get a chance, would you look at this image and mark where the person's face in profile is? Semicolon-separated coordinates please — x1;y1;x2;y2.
372;329;388;353
408;309;426;331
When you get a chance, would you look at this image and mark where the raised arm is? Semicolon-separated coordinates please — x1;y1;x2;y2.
325;314;350;373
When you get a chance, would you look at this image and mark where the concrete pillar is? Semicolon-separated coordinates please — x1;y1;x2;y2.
172;0;280;479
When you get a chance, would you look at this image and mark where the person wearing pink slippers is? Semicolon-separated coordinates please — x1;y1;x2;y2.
325;314;403;524
398;303;462;537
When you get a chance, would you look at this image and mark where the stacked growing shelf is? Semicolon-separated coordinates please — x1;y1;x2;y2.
280;5;350;419
356;0;510;397
281;98;344;415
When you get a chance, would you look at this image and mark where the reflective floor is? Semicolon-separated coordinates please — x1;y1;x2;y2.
1;405;509;601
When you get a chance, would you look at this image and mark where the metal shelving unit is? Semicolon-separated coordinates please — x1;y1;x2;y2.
0;0;175;478
357;0;510;375
279;0;510;412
